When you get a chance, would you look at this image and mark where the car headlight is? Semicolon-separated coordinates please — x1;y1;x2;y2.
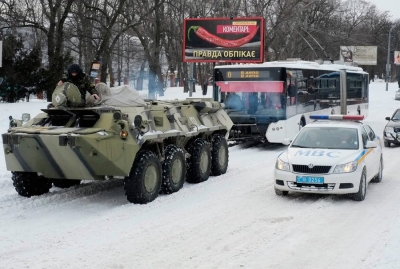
276;158;290;171
333;161;358;173
385;126;394;133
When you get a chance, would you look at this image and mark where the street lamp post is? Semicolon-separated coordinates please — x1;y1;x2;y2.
386;25;395;91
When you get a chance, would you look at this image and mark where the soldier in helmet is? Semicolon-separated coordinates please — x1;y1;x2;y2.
57;64;100;104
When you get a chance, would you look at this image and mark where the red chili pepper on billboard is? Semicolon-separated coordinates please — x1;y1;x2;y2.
188;25;259;48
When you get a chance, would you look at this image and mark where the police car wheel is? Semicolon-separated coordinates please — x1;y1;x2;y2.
352;170;366;201
384;141;390;147
275;187;288;196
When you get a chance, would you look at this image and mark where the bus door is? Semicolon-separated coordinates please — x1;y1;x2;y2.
296;78;309;113
286;76;297;118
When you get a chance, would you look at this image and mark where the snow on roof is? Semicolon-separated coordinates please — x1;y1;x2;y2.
305;120;363;128
214;60;366;73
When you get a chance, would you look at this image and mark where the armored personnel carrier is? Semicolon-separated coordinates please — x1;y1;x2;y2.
2;83;233;204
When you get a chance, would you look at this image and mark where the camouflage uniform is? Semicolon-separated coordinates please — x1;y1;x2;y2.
61;73;98;105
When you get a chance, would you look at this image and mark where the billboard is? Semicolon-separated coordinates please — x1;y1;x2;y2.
89;61;101;78
395;51;400;65
183;17;265;63
339;46;377;65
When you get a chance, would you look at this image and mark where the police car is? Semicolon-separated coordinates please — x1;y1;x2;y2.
274;115;383;201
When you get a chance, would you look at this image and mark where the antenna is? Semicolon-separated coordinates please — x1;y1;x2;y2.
299;25;331;60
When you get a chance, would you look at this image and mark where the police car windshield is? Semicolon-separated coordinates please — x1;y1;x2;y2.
291;127;359;150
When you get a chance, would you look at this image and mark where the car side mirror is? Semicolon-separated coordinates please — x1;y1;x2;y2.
282;138;292;145
365;141;377;148
385;117;390;121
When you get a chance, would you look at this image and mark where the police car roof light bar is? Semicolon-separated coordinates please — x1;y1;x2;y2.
309;115;364;120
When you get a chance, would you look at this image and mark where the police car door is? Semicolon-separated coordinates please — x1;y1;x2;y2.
361;125;379;179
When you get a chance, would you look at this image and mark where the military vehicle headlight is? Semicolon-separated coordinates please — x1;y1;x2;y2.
120;130;128;139
117;120;128;139
22;113;31;122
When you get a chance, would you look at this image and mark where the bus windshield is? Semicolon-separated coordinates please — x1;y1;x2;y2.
215;67;286;117
216;81;285;114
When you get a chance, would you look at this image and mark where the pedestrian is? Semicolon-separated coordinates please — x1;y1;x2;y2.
397;74;400;89
25;88;30;102
57;64;99;105
202;77;208;96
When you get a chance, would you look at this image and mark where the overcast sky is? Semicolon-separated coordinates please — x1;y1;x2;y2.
368;0;400;20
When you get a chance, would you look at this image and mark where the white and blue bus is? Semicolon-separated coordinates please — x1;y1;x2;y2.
213;60;369;143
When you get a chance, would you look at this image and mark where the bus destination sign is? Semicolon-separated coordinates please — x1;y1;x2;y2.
226;70;270;79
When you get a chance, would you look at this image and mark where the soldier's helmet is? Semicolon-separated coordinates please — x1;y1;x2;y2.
52;82;83;107
67;64;83;75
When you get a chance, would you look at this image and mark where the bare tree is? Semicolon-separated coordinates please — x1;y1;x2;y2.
124;0;167;98
0;0;75;99
1;0;399;92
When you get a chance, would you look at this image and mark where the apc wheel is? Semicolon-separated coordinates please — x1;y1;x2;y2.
211;134;229;176
371;157;383;183
274;187;288;196
186;138;211;183
12;172;52;197
352;170;366;201
384;141;390;147
161;145;186;194
53;179;81;188
124;151;162;204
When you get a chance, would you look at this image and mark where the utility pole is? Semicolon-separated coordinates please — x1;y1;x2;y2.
386;26;395;91
189;62;194;97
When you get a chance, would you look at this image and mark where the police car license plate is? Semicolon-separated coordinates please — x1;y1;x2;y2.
296;176;324;184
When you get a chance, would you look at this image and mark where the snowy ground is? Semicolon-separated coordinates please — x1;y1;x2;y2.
0;82;400;269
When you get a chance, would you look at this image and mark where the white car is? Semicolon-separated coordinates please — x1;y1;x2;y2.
274;115;383;201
